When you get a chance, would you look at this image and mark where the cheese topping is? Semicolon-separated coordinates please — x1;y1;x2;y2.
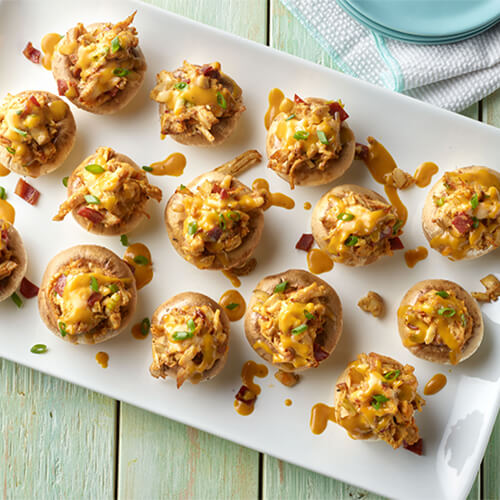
0;92;68;165
150;304;228;388
252;282;331;369
429;168;500;260
0;221;17;281
334;353;424;448
398;289;473;364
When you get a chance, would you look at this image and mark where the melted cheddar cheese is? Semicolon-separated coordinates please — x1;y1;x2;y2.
0;221;17;281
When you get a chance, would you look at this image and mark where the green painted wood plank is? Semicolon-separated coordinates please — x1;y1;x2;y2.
0;359;116;500
117;2;265;499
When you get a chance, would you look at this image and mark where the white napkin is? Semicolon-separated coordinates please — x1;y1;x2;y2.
281;0;500;111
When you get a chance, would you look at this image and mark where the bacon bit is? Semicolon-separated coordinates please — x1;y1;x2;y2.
294;93;305;104
201;65;220;79
192;352;203;365
407;323;419;331
54;274;67;296
20;278;39;299
235;385;256;405
23;42;41;64
389;237;404;250
354;143;370;161
220;188;229;200
452;212;473;235
295;233;314;252
404;438;423;455
329;102;349;121
108;87;120;98
313;343;329;362
28;96;41;108
57;79;69;96
211;184;222;194
195;308;206;321
1;229;9;246
15;179;40;205
77;206;104;223
87;292;102;308
206;226;222;242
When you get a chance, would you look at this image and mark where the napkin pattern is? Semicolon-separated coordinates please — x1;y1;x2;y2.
281;0;500;111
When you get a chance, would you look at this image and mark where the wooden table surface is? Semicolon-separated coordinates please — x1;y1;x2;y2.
1;0;499;498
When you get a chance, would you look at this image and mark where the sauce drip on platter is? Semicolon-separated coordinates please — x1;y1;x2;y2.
404;246;429;268
0;164;10;177
96;351;109;368
123;243;153;289
234;360;269;416
252;178;295;210
132;318;150;340
310;402;335;434
145;152;186;176
307;248;333;274
219;289;246;321
303;201;312;210
414;162;439;188
424;373;447;395
41;32;62;70
0;199;15;224
222;270;241;288
285;399;292;407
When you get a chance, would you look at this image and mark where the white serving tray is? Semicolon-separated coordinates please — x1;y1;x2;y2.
1;1;499;498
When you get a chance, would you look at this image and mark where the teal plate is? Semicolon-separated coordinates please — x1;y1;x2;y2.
346;0;500;37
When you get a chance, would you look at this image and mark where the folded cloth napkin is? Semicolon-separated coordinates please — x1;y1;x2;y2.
281;0;500;111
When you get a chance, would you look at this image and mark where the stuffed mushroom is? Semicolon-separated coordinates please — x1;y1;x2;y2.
165;171;265;270
150;61;245;146
422;166;500;261
398;279;483;365
38;244;136;344
51;12;146;114
53;146;162;235
334;352;425;449
150;292;230;388
0;90;76;177
0;220;27;302
311;184;403;266
266;94;355;189
244;269;342;372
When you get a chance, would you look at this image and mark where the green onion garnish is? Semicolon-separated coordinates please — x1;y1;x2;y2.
472;217;480;229
90;276;99;292
435;291;450;298
13;127;27;137
344;235;358;247
113;68;130;77
228;211;240;222
120;234;129;247
383;370;400;381
304;310;315;320
58;321;68;337
274;281;288;293
180;184;186;190
85;164;105;174
392;219;403;235
187;319;196;333
337;212;354;222
174;81;188;90
62;176;69;187
285;113;295;121
140;317;151;336
291;324;307;335
111;36;121;54
173;331;193;341
219;213;226;230
435;197;444;206
293;130;309;141
317;130;329;145
371;394;389;410
217;92;227;109
109;284;119;293
226;303;239;310
471;193;479;209
142;166;153;172
461;313;467;328
6;146;15;155
188;221;198;235
31;344;48;354
437;307;456;317
11;292;22;308
84;194;100;204
0;187;6;200
133;255;149;266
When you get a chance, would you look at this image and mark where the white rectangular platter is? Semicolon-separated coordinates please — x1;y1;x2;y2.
1;1;500;498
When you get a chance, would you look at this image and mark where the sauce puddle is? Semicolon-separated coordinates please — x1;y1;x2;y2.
307;248;333;274
414;162;439;187
132;318;150;340
0;164;10;177
0;199;15;224
404;246;429;268
252;178;295;210
234;360;269;416
285;399;292;407
219;289;246;321
303;201;311;210
146;152;186;176
41;32;62;70
310;402;336;434
424;373;447;395
222;270;241;288
123;243;153;289
96;351;109;368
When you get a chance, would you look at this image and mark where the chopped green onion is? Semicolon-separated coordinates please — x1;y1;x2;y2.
180;184;186;190
90;276;99;292
142;166;153;172
291;324;307;335
133;255;149;266
85;164;105;174
227;211;240;222
58;321;68;337
471;193;479;209
371;394;389;410
109;284;119;293
111;36;121;54
172;331;193;341
174;81;188;90
219;213;226;230
317;130;329;145
472;217;480;229
392;219;403;235
15;110;23;116
5;146;15;155
0;187;6;200
140;317;151;336
434;197;444;206
188;221;198;235
293;130;309;141
13;127;27;137
435;291;450;298
383;370;400;381
304;310;315;320
84;194;100;204
274;281;288;293
120;234;129;247
461;313;467;328
62;176;69;187
344;235;358;247
113;68;130;77
226;303;239;310
337;212;354;222
216;92;227;109
285;113;295;121
437;307;456;318
11;292;22;308
31;344;48;354
187;319;196;333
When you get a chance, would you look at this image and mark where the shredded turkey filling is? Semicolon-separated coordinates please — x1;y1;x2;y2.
399;289;473;365
53;146;162;228
56;12;145;106
252;281;331;369
268;98;344;188
150;304;228;388
49;259;132;337
430;169;500;259
150;61;244;142
0;223;17;281
321;191;400;263
0;92;68;166
334;353;424;449
175;174;265;268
